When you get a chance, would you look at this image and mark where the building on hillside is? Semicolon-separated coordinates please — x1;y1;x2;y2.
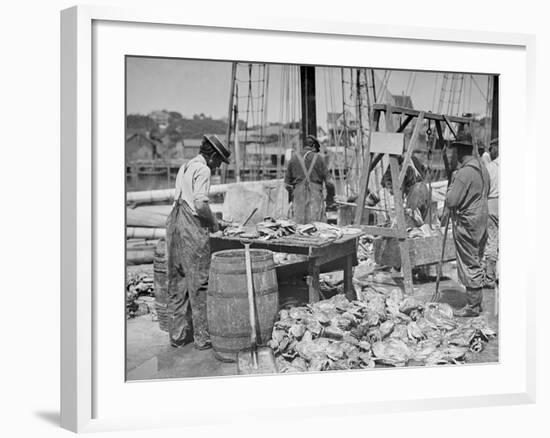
392;94;414;108
148;110;171;130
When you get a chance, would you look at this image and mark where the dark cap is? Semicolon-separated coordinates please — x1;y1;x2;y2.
449;132;473;149
305;135;321;151
203;135;231;164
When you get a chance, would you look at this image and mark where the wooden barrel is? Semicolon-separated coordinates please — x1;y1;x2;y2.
207;249;279;363
153;238;170;332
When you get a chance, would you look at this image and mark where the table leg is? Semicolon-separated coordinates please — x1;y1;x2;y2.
308;258;320;303
343;254;356;301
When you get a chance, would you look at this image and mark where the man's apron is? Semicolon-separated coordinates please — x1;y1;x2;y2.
165;163;211;346
451;160;489;290
291;151;326;224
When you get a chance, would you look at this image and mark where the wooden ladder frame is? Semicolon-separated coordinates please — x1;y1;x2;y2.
353;104;472;295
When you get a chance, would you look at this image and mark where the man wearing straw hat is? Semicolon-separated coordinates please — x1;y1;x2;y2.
166;135;231;349
445;132;490;317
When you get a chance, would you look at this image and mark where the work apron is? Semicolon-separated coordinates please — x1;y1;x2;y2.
451;161;489;291
165;165;211;346
291;151;326;224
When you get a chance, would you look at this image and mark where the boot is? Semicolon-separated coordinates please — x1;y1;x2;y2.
466;287;483;311
453;305;480;317
484;260;497;288
454;287;483;317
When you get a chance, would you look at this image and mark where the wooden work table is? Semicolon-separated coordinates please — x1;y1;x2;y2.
210;231;362;303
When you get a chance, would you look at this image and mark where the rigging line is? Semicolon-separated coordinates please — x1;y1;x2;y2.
408;72;417;98
436;73;445;114
446;74;455;115
456;75;464;115
432;73;439;112
470;75;488;102
468;75;473;112
234;79;265;83
323;68;335;181
243;63;253;173
405;72;413;97
263;65;270;176
329;68;344;190
258;64;266;179
277;66;283;178
484;76;492;147
451;74;459;116
459;75;465;116
453;74;461;116
340;67;349;197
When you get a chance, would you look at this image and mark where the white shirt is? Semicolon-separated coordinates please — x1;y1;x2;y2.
174;154;211;215
486;157;499;199
481;151;492;167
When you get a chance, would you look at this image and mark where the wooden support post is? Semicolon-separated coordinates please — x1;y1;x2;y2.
307;258;321;303
353;148;372;225
442;115;457;138
389;155;414;295
397;115;414;133
343;254;356;301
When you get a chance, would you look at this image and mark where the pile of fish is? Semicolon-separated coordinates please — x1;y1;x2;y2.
269;289;496;373
221;218;348;241
126;272;156;319
221;217;295;240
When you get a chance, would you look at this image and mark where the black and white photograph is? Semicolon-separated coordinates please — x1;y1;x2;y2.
125;57;499;380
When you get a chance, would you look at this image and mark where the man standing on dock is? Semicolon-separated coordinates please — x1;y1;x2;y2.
484;138;499;287
284;135;336;224
166;135;231;349
445;132;490;317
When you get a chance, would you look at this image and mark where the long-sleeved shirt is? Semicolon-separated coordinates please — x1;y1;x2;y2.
174;154;211;216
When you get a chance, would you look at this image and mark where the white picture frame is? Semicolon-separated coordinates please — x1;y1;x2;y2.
61;5;536;433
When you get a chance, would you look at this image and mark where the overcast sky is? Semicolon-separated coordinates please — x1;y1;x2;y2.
126;57;492;129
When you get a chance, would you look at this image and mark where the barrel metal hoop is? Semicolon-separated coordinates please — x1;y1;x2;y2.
207;286;279;299
209;266;274;276
211;332;271;340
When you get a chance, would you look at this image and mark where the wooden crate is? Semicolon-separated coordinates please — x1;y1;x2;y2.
373;233;456;268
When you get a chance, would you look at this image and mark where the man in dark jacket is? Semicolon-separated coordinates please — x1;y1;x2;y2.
445;133;490;317
284;135;336;224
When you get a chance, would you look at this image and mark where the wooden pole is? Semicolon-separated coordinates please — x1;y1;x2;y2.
222;62;237;183
300;66;317;142
234;104;241;183
491;75;499;141
389;155;414;295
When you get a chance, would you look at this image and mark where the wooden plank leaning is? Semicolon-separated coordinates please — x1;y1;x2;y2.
397;111;425;187
353;107;375;225
389;155;414;295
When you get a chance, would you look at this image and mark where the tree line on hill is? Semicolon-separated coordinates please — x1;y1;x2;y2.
127;111;248;141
